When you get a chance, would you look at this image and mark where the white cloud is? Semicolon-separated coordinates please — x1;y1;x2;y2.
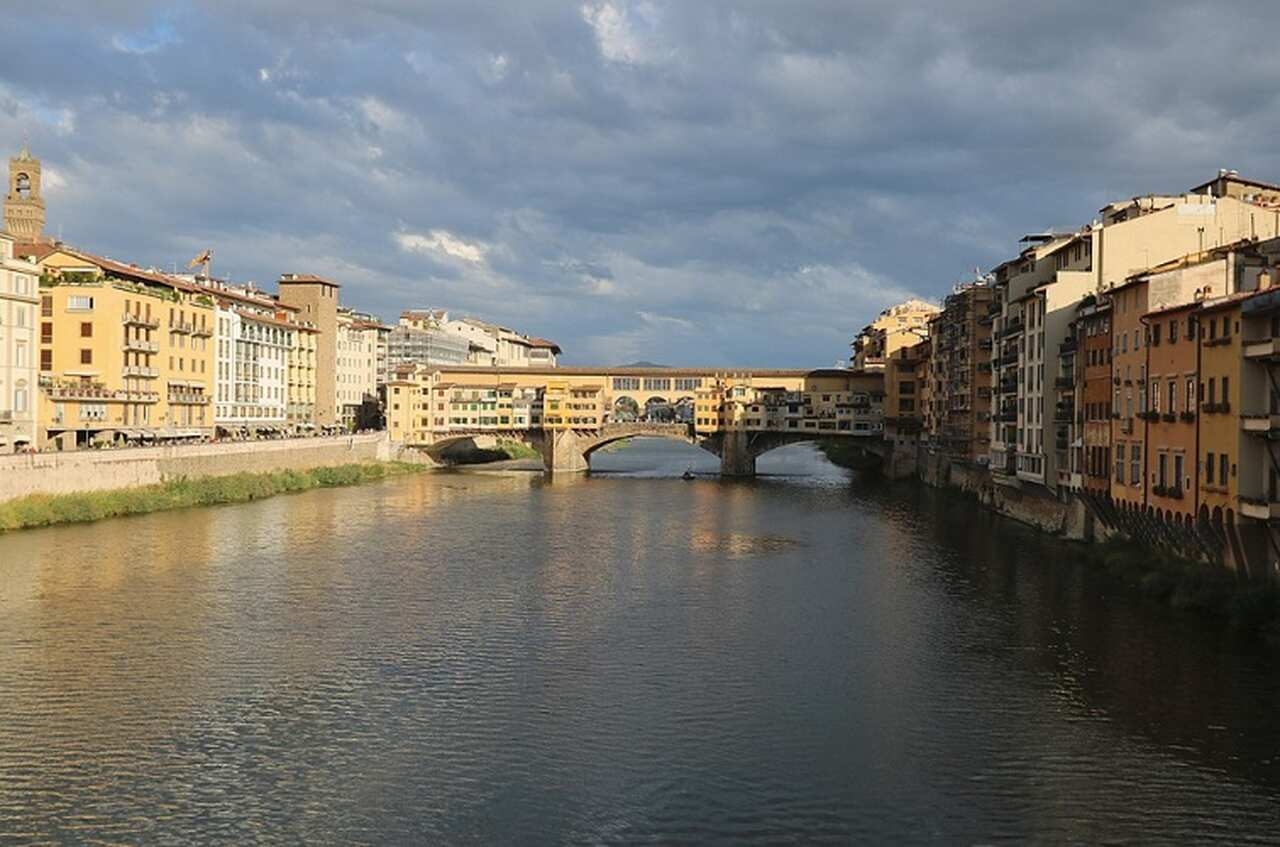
394;229;489;264
581;2;670;65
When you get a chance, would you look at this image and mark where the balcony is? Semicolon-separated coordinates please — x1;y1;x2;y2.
122;312;160;329
169;321;194;334
1151;484;1185;500
1120;418;1133;434
1244;337;1279;360
168;392;211;405
1054;376;1075;390
1242;413;1280;433
1138;409;1159;421
123;365;159;378
0;410;12;424
193;325;214;338
1239;496;1280;521
1179;411;1197;423
1059;337;1078;354
1001;319;1024;338
1201;401;1232;414
998;377;1017;394
999;352;1018;367
123;338;159;354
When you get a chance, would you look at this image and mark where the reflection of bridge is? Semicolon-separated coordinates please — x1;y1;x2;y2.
422;421;886;476
387;365;886;477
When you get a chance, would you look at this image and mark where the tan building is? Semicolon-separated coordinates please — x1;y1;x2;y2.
4;145;45;241
883;340;930;478
28;243;215;447
851;298;939;370
0;231;38;451
927;280;994;464
277;274;339;427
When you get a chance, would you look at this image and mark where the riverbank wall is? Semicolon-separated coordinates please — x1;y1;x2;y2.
0;434;435;504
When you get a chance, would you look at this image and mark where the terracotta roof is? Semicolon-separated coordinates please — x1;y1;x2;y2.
35;243;205;295
525;337;562;352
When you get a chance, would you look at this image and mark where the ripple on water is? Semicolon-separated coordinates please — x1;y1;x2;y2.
1;442;1280;843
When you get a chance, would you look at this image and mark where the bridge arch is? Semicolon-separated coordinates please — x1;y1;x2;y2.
612;396;640;422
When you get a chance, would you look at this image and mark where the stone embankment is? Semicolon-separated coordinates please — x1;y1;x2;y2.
0;434;434;505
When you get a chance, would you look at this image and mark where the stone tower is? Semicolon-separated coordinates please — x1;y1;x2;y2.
4;145;45;239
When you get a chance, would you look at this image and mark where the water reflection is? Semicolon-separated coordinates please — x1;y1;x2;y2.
0;442;1278;843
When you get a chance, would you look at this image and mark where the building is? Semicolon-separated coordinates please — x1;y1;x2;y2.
0;231;38;452
1197;291;1247;567
850;298;940;370
197;280;297;436
385;310;470;376
1142;299;1200;523
29;243;215;447
387;366;883;448
4;145;45;241
1076;295;1113;497
287;321;319;430
336;308;381;429
439;315;561;368
1238;283;1280;576
883;340;930;478
927;280;994;464
276;274;339;427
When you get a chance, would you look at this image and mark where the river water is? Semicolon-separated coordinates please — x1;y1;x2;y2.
2;440;1279;844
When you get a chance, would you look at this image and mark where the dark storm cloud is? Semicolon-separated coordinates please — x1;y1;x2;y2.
4;1;1280;364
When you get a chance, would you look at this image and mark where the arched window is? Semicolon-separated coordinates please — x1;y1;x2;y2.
14;173;31;198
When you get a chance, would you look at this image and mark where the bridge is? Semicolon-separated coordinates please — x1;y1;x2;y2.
387;365;887;476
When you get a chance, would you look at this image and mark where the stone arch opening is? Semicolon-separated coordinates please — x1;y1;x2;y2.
643;396;673;422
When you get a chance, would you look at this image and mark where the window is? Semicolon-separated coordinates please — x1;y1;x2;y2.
1158;453;1168;488
80;321;93;338
67;296;94;312
1151;380;1160;413
1174;454;1184;493
1206;452;1216;484
1169;320;1178;343
1130;444;1141;485
1222;376;1230;407
80;349;92;365
40;349;51;371
1186;378;1195;414
40;321;52;344
1220;453;1229;486
1167;380;1176;413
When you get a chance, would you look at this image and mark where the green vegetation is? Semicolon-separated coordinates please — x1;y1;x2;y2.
495;439;540;460
0;462;428;533
1080;538;1280;643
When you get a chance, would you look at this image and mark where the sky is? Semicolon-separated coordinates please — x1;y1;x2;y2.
4;1;1280;366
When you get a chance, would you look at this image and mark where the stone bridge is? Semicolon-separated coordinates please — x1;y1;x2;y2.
424;422;886;477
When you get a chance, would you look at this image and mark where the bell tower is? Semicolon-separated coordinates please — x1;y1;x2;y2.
4;144;45;240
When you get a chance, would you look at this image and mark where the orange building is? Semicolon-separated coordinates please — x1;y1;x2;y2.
1078;296;1113;496
1142;300;1200;522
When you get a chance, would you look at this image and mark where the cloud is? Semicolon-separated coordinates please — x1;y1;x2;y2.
6;2;1280;367
394;229;489;264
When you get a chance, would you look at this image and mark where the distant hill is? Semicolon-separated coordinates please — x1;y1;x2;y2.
616;361;670;368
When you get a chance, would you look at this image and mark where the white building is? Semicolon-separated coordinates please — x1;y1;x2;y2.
0;231;37;452
337;308;381;429
205;282;295;435
440;315;561;368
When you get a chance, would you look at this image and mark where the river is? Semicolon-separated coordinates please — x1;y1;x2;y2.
2;439;1279;843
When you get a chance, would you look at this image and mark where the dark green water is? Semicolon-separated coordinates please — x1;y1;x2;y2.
2;440;1278;844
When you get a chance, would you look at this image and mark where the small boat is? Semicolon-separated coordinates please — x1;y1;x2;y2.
681;468;696;481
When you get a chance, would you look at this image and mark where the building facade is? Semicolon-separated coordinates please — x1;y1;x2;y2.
0;232;38;451
851;298;940;370
336;309;381;429
927;281;994;463
32;245;215;447
277;274;340;427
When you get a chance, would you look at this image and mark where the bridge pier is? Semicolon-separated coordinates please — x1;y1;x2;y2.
542;429;590;474
718;431;757;477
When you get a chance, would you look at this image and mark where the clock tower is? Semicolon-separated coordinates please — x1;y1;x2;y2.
4;144;45;240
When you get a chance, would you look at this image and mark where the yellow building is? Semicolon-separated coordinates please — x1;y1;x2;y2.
851;298;939;370
28;244;215;447
287;321;318;430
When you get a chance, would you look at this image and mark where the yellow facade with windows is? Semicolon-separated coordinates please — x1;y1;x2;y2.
33;246;215;447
